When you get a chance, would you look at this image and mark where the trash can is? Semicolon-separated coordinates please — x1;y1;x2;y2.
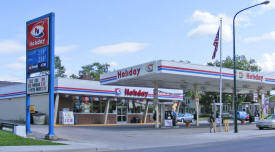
32;113;46;125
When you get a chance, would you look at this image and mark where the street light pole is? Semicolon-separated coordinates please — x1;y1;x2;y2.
233;1;269;133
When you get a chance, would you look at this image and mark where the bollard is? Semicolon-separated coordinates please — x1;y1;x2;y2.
213;121;216;133
241;120;245;125
186;122;190;127
224;120;229;132
140;119;143;124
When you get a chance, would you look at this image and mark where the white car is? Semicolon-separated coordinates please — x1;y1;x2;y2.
256;115;275;130
177;113;194;123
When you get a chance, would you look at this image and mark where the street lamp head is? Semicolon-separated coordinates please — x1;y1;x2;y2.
261;1;270;5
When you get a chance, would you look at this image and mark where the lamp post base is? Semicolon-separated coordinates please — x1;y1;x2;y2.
45;134;58;140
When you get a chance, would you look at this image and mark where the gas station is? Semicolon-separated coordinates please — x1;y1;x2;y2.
100;60;275;128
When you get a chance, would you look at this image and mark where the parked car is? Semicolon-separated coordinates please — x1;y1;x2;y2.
232;111;249;121
177;113;194;123
256;114;275;130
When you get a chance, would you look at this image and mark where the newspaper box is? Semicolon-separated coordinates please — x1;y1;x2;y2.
164;120;173;127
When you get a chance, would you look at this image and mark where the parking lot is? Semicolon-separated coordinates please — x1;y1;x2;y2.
24;122;273;151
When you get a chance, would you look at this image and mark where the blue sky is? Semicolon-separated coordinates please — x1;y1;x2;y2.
0;0;275;82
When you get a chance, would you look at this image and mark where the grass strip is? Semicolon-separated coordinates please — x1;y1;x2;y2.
0;130;64;146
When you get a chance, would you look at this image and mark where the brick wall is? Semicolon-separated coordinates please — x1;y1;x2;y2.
75;113;116;124
127;113;154;123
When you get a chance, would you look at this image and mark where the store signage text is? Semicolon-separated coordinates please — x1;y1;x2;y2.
124;89;148;97
27;75;49;94
117;68;141;79
239;72;263;81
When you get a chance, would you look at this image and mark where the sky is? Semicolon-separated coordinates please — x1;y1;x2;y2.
0;0;275;82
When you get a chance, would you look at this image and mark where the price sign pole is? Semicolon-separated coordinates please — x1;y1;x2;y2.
26;13;56;139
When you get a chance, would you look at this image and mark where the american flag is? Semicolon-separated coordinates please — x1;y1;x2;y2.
212;28;220;59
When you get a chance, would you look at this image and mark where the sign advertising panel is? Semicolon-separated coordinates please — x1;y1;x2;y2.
60;111;74;125
27;46;49;73
27;17;49;50
26;17;50;74
27;75;49;94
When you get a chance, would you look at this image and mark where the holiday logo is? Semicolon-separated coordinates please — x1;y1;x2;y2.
115;88;121;95
239;72;244;79
145;63;154;72
31;24;45;38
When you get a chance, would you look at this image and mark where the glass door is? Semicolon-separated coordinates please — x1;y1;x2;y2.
117;106;127;123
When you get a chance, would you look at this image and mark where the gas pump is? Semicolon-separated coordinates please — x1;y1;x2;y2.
160;102;174;127
212;103;222;124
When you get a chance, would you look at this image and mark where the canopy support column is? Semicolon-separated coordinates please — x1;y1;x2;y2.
257;88;263;119
143;99;149;123
160;104;165;127
154;80;159;128
176;102;181;114
104;99;110;124
194;84;200;127
54;93;60;125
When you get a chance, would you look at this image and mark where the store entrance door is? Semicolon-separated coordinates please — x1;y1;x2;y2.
117;106;127;123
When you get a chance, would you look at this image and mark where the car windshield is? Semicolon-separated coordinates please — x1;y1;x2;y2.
264;115;275;120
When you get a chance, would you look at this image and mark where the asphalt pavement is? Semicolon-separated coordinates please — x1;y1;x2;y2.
109;134;275;152
1;121;275;152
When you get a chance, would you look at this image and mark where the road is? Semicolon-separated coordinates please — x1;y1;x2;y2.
109;135;274;152
2;123;275;152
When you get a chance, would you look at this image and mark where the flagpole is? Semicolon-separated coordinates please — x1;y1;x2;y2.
219;18;223;131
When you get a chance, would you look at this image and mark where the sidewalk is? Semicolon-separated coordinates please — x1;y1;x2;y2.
1;122;274;152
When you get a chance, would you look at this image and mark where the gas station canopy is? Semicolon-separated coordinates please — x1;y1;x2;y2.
100;60;275;93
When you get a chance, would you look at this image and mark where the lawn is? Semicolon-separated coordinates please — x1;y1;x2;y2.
0;130;63;146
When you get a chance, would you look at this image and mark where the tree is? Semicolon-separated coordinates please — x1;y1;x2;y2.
69;74;79;79
78;62;110;81
270;96;275;101
55;56;66;78
207;55;261;72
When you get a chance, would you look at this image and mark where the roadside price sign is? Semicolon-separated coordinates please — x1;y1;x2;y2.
26;17;50;74
27;75;49;94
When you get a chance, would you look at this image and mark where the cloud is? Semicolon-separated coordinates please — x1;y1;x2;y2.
187;10;245;42
108;61;119;69
91;42;148;55
258;52;275;72
56;45;77;54
245;31;275;42
18;56;26;62
5;63;25;70
0;75;24;82
0;40;24;53
5;56;26;71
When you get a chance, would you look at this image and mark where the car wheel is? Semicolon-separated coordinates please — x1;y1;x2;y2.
259;127;263;130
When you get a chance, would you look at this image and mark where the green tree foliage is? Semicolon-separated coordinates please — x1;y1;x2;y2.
207;55;261;72
78;62;110;81
55;56;66;78
270;96;275;101
200;92;217;114
69;74;79;79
